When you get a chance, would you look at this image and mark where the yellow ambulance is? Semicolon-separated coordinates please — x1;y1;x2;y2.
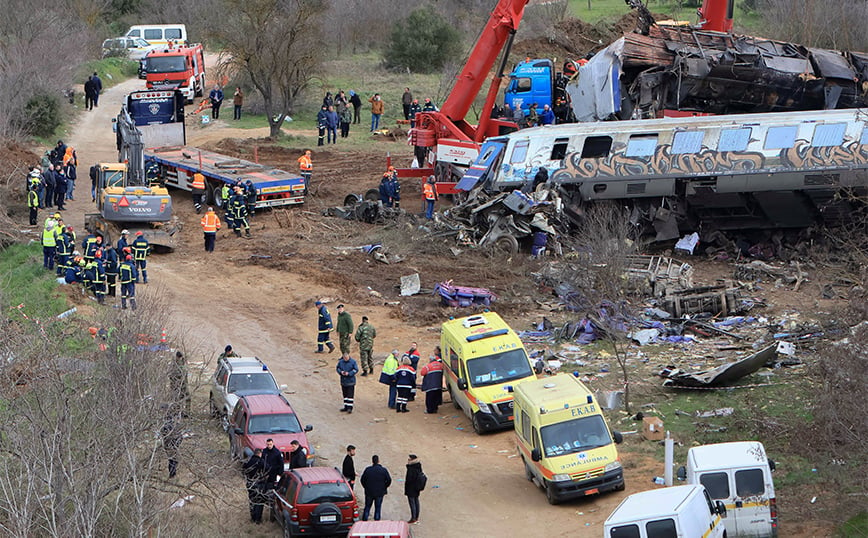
441;313;537;434
513;373;625;504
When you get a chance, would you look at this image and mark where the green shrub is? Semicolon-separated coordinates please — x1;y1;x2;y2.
21;94;61;138
384;7;463;73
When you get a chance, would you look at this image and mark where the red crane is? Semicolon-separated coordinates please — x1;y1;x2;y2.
697;0;734;33
394;0;530;193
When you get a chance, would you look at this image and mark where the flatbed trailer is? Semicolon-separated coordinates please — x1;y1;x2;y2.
146;146;305;209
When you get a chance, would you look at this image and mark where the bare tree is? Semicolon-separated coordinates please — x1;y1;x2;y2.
757;0;868;51
208;0;327;138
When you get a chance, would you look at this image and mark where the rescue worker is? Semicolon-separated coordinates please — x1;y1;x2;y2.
298;150;312;192
116;229;129;253
145;160;160;184
191;172;206;214
229;187;250;237
423;175;438;219
244;180;256;216
27;182;39;225
389;169;401;208
336;304;354;355
354;316;377;376
379;349;400;409
82;258;96;297
404;342;421;402
93;248;106;304
104;245;119;297
379;170;394;207
243;448;268;523
119;254;137;310
394;357;416;413
408;99;422;128
41;218;57;270
65;254;84;284
314;300;335;354
131;231;149;283
337;352;359;413
200;207;221;252
54;227;72;277
82;233;102;262
220;183;231;211
422;98;437;112
419;355;445;414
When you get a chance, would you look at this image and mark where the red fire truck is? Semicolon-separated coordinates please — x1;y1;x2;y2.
143;43;206;104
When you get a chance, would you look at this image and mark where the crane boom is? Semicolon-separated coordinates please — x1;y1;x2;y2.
697;0;734;33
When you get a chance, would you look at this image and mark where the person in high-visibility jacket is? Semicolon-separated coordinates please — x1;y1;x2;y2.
131;231;149;283
41;219;57;270
27;184;39;225
298;150;312;193
119;254;138;310
200;207;221;252
191;172;206;214
423;175;438;220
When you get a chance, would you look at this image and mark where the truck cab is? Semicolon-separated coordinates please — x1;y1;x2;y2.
506;59;556;114
513;373;624;504
441;313;536;434
682;441;777;537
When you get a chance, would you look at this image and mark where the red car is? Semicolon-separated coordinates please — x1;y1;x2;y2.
271;466;359;537
228;393;315;470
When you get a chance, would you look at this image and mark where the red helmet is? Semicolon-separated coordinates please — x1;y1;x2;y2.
125;255;133;261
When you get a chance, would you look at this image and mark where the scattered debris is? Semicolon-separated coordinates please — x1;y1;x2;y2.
696;407;734;418
400;273;421;296
660;345;777;388
170;495;195;509
434;280;497;307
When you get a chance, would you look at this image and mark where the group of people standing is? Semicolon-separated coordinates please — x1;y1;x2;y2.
27;140;78;224
342;447;427;524
317;90;356;145
198;179;256;252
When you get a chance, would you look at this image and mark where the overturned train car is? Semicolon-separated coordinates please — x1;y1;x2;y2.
462;107;868;239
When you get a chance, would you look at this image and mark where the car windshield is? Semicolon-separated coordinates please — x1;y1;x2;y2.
541;415;613;457
227;372;278;394
248;413;302;434
297;481;353;504
145;56;186;73
466;348;533;387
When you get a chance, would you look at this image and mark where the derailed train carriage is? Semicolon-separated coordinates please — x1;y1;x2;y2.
459;107;868;240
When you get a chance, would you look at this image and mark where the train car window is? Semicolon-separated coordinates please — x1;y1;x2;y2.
625;135;658;157
672;131;704;154
812;123;846;147
510;141;529;163
764;126;798;149
581;136;612;159
551;138;569;161
718;128;751;152
861;127;868;145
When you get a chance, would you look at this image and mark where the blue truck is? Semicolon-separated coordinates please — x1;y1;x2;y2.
504;58;578;123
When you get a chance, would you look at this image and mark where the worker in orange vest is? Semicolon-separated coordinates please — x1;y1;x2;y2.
200;207;221;252
191;172;206;214
298;150;312;193
423;175;438;220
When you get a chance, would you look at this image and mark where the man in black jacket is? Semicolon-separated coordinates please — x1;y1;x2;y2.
262;438;284;484
404;455;424;524
243;448;268;523
342;445;356;489
288;440;308;469
360;455;392;521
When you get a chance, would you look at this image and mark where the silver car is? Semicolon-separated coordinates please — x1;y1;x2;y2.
209;356;285;430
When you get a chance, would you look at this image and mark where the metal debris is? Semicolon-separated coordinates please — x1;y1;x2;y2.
659;345;777;388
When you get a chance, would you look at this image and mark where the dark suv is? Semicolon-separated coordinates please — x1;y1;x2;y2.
228;394;315;468
271;467;358;537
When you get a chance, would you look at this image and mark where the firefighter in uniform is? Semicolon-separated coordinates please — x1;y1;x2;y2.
394;357;416;413
54;227;72;276
120;254;138;310
131;231;149;283
314;300;335;354
104;245;119;297
229;186;250;237
93;248;107;304
191;172;206;214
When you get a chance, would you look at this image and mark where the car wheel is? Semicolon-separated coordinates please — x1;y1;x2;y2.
229;436;239;462
545;481;560;505
364;188;380;201
615;480;626;492
310;502;342;534
471;413;485;435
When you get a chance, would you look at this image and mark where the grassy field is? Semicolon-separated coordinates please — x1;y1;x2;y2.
0;243;69;319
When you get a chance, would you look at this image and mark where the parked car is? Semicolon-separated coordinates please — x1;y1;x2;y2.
348;520;412;538
228;393;315;468
101;37;161;61
210;355;285;430
271;467;358;538
604;484;727;538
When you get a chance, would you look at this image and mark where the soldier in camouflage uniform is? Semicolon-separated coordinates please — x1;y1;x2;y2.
336;304;354;355
354;316;377;376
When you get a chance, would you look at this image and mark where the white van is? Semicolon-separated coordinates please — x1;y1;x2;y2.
125;25;187;46
604;484;727;538
681;441;777;537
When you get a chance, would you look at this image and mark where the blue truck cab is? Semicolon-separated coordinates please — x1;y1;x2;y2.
505;59;555;114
